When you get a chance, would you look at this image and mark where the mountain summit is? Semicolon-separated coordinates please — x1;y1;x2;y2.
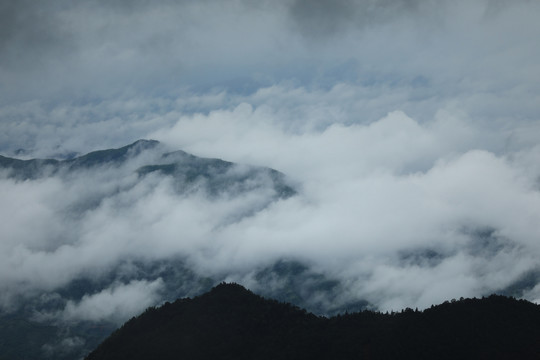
0;140;160;179
86;283;540;360
0;139;295;198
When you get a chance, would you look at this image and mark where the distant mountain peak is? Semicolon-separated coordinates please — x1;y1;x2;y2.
207;282;253;295
198;282;260;304
128;139;160;149
64;139;161;168
0;141;296;200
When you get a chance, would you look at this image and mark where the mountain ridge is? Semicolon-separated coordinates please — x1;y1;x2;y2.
0;139;296;198
0;139;160;179
85;283;540;360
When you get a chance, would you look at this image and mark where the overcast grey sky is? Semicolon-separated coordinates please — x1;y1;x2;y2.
1;0;540;318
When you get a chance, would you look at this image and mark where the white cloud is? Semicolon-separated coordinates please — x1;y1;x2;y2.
58;279;164;323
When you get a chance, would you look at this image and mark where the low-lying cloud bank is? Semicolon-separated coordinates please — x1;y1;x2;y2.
1;98;539;317
153;103;540;311
56;279;164;324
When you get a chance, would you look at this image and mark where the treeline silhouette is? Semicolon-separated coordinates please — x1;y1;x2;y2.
85;283;540;360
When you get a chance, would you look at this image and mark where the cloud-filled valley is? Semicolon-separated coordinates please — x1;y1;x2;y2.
1;0;540;358
2;112;539;316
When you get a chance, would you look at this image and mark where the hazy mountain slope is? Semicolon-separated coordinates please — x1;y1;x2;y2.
0;141;297;360
63;140;160;169
0;139;295;198
137;149;295;198
0;312;58;360
0;155;60;180
0;140;159;180
86;283;540;360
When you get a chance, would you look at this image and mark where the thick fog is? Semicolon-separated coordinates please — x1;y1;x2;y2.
1;0;540;324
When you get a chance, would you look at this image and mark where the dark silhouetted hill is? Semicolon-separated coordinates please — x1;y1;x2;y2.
85;283;540;360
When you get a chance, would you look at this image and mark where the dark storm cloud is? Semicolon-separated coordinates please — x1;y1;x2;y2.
289;0;420;38
0;0;294;102
0;0;81;104
1;0;539;105
0;0;72;69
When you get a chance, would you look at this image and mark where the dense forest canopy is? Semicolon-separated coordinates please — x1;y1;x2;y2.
86;283;540;360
